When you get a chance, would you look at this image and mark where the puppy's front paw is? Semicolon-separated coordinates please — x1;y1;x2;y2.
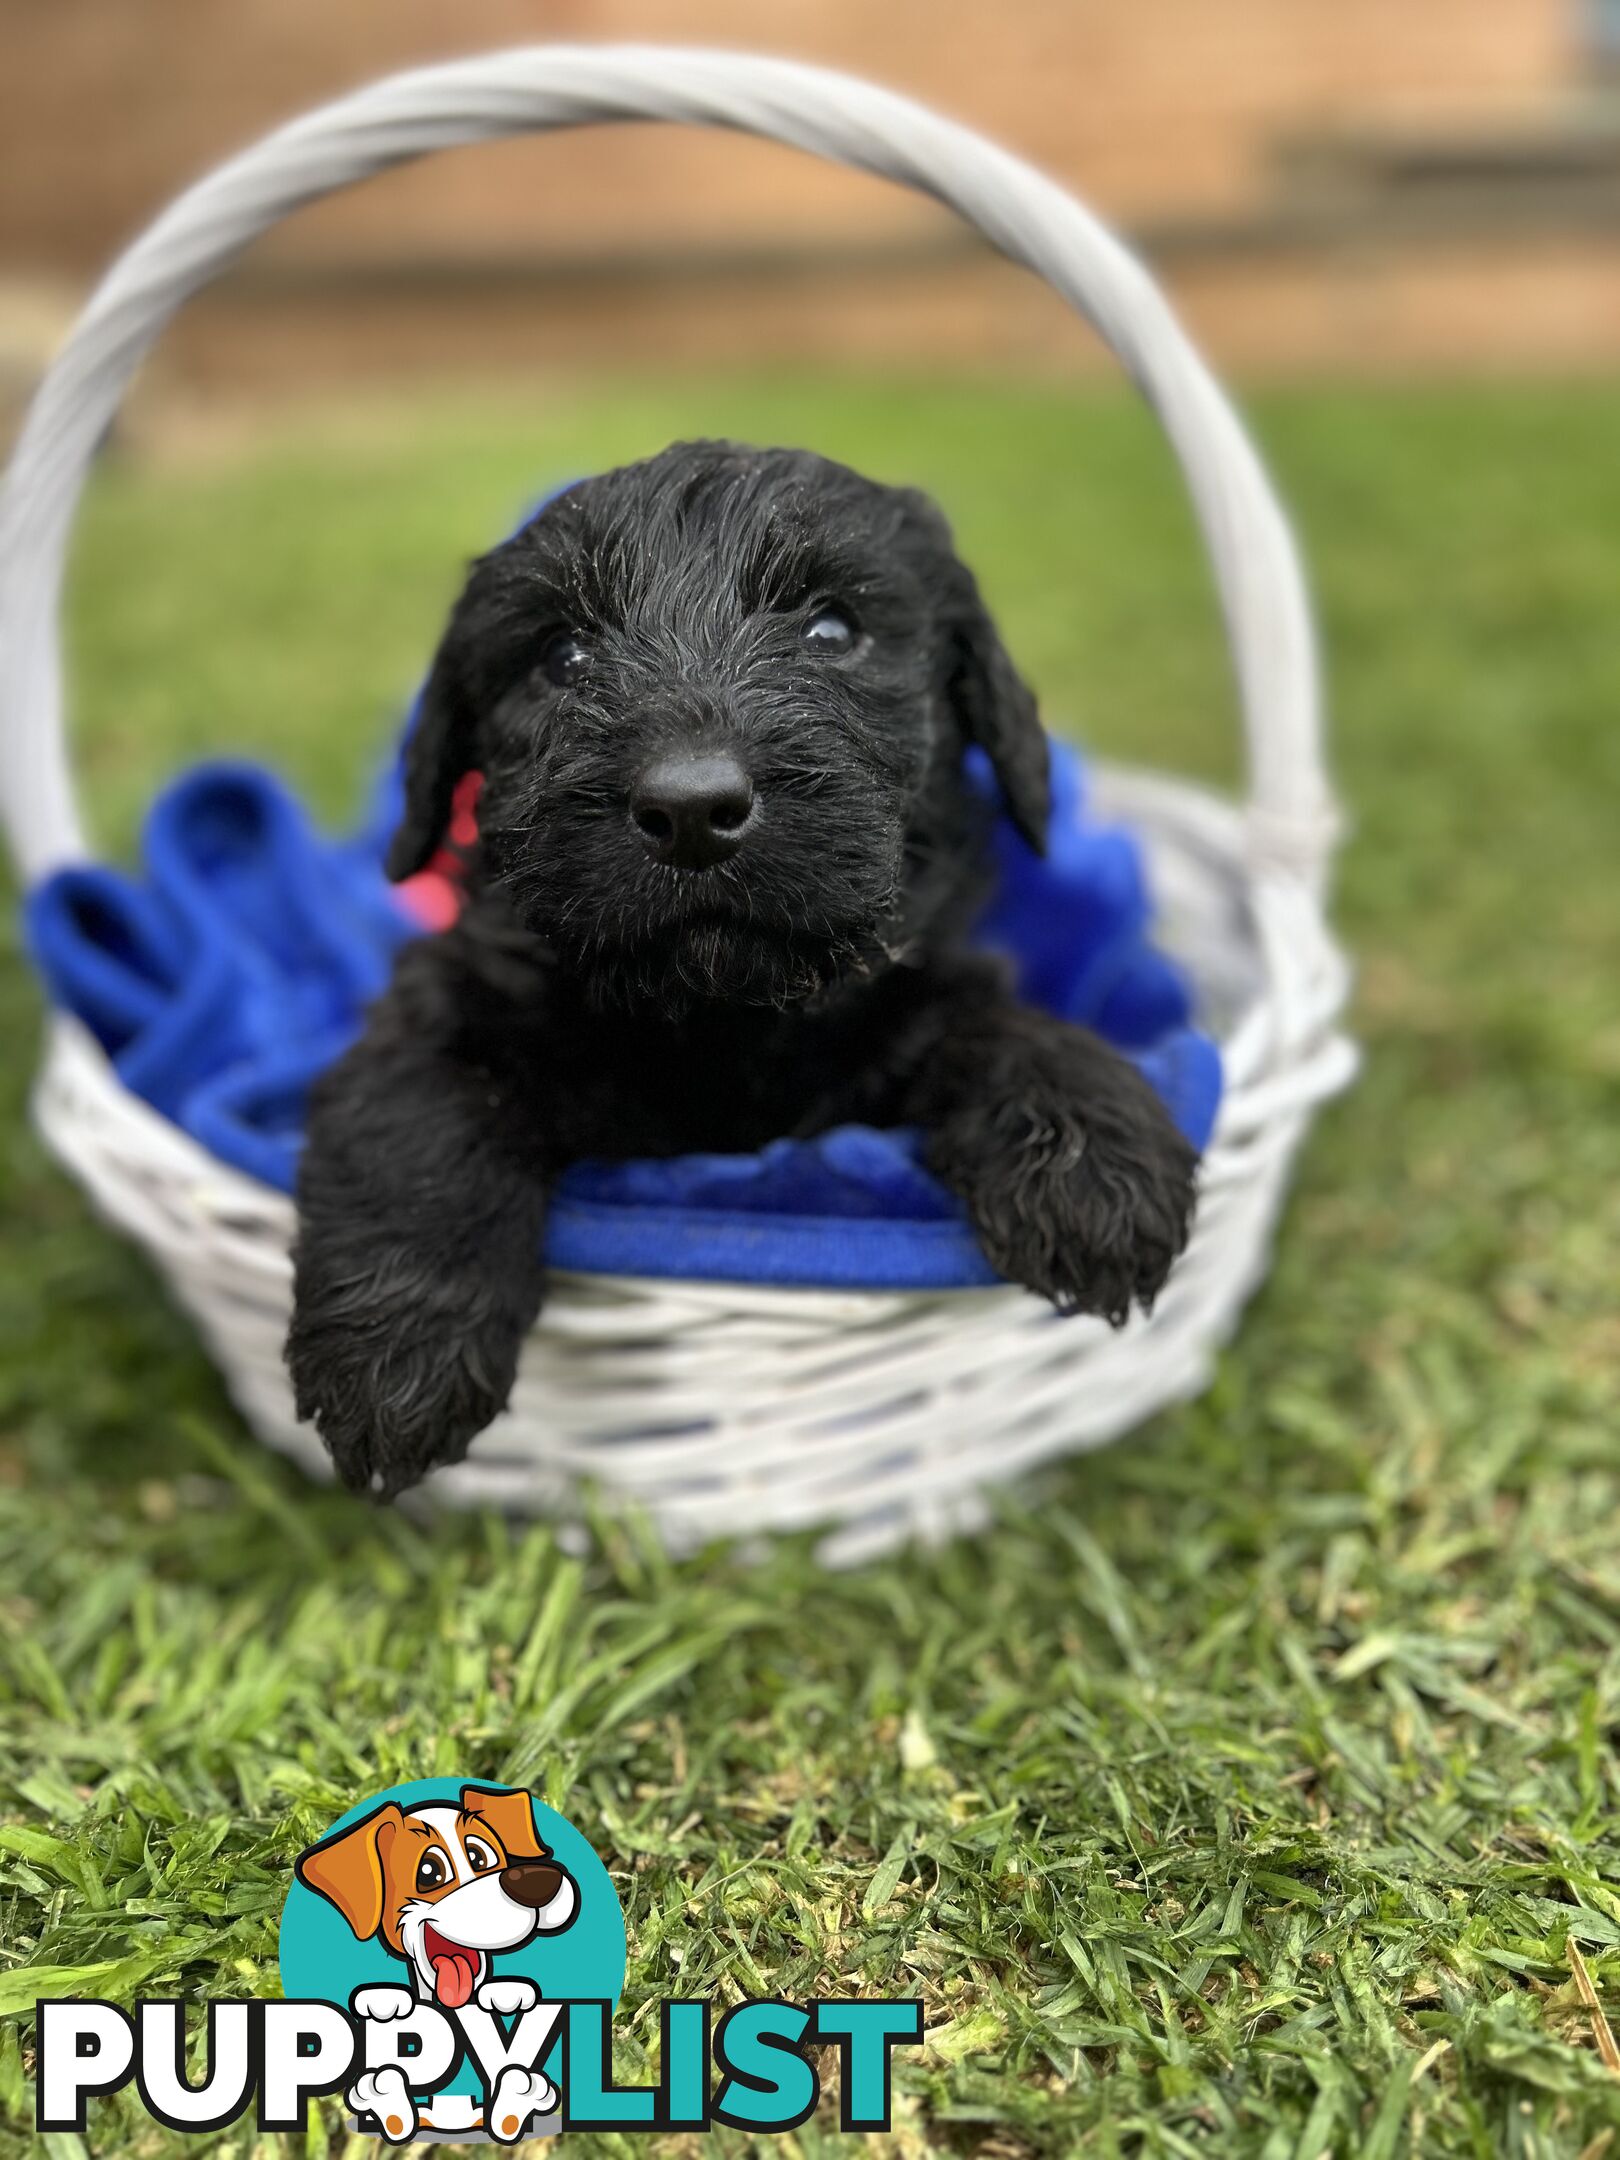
934;1063;1197;1324
487;2065;557;2142
476;1976;540;2017
348;2067;418;2144
353;1984;417;2023
287;1319;518;1499
287;1249;539;1499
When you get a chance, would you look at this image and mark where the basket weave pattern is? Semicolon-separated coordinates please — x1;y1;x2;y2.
1;49;1354;1560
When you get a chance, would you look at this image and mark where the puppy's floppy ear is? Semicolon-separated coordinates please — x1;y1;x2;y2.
295;1802;405;1941
459;1784;547;1864
898;487;1050;852
386;634;478;883
943;559;1051;855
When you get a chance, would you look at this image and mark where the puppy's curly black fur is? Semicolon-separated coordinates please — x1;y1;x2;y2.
288;442;1197;1495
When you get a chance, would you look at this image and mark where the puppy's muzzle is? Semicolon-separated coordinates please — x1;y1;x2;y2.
631;747;755;870
500;1860;568;1909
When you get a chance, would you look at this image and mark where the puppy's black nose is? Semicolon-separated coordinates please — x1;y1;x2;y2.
500;1861;566;1909
631;750;754;870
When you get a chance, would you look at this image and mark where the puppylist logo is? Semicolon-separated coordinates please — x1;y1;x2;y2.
35;1778;923;2142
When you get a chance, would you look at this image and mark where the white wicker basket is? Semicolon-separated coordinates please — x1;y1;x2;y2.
0;47;1355;1562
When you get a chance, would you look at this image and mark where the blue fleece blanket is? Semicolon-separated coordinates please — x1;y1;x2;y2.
26;738;1220;1290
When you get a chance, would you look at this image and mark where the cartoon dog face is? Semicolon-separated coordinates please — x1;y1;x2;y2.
295;1785;577;2006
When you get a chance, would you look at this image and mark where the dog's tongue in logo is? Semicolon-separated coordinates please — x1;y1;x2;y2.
424;1924;480;2008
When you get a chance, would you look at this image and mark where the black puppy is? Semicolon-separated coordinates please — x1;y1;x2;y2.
288;441;1197;1496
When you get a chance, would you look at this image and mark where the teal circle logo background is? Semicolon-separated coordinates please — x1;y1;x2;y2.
278;1779;626;2095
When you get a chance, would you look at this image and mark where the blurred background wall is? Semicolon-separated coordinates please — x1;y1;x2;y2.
6;0;1620;420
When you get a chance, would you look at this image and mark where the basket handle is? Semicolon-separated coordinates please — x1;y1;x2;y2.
0;45;1337;888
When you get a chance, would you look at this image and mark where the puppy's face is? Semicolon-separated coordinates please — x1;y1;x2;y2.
295;1785;577;2007
389;441;1049;1014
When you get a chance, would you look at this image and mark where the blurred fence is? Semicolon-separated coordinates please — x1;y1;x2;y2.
4;0;1620;401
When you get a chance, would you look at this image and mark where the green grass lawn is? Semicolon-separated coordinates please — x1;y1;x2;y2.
2;372;1619;2158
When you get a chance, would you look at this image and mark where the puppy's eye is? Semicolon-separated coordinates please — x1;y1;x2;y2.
542;631;590;688
415;1850;449;1894
801;607;858;656
464;1838;500;1875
